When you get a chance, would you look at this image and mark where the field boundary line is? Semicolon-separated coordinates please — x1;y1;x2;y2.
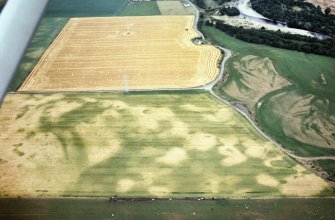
18;19;73;91
209;91;335;161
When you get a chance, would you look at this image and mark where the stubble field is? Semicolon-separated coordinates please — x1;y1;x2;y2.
0;92;331;198
305;0;335;14
19;16;221;92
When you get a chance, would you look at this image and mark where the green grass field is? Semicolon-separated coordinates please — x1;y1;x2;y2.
202;25;335;158
313;160;335;181
1;198;335;219
120;1;161;16
257;88;335;157
45;0;129;17
45;0;161;17
0;92;331;198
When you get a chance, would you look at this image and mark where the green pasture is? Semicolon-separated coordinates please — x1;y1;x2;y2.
256;87;335;157
45;0;129;17
1;198;335;220
202;25;335;158
120;1;161;16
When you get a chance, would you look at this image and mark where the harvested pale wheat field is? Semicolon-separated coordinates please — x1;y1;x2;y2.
19;16;221;92
305;0;335;14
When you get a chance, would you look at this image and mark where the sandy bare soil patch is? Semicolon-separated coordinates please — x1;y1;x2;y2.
19;16;221;91
212;15;315;37
156;148;187;165
281;165;329;196
218;145;247;166
256;174;279;188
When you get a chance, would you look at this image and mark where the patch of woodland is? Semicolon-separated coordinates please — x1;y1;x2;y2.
206;20;335;57
250;0;335;36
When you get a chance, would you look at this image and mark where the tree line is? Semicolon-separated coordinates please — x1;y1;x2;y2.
206;20;335;57
193;0;206;9
219;7;240;16
250;0;335;36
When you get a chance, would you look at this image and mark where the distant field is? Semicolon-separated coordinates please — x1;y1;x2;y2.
0;92;331;198
203;25;335;158
203;0;219;8
45;0;128;17
305;0;335;14
19;16;221;92
157;1;195;15
121;1;161;16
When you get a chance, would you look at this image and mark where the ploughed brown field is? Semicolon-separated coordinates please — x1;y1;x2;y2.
19;16;221;92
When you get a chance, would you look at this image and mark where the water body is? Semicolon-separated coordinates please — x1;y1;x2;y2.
237;0;331;39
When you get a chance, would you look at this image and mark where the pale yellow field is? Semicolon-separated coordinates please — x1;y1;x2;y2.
305;0;335;14
19;16;221;92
